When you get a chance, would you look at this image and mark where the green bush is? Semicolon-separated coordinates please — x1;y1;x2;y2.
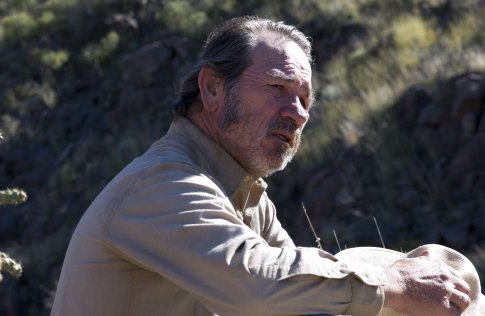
0;252;23;281
82;30;120;68
39;49;70;70
445;13;481;49
156;1;210;37
38;10;56;26
0;132;25;281
391;15;437;68
0;11;37;45
0;188;27;206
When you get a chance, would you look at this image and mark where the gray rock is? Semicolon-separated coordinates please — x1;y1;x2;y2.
120;42;173;86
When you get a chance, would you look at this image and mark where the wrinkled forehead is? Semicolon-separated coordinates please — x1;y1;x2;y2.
249;37;312;85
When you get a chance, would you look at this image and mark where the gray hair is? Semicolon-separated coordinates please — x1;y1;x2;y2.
173;16;312;116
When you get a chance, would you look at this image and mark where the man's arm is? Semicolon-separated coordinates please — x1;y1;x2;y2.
107;165;384;316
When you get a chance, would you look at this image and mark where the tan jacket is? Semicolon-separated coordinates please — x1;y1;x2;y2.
51;117;384;316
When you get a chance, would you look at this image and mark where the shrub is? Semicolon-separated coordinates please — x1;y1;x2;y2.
445;13;481;49
0;11;37;45
0;188;27;206
156;0;210;37
392;16;436;49
38;10;56;26
0;133;25;281
391;15;437;68
0;252;23;281
82;30;120;68
39;49;70;70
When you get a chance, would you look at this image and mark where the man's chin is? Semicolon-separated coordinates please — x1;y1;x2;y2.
242;149;296;177
260;156;294;177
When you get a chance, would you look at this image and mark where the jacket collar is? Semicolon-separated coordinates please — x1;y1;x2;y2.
165;116;267;209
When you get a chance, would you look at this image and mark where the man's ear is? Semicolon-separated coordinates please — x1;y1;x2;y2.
198;66;224;112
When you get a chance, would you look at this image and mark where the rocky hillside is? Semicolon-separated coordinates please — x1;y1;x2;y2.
286;72;485;250
1;0;484;315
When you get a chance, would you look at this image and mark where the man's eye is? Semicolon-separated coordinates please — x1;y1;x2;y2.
270;84;284;90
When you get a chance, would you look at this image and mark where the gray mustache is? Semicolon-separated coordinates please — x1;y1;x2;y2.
267;119;298;134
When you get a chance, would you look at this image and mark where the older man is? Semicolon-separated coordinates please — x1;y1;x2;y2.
51;16;471;316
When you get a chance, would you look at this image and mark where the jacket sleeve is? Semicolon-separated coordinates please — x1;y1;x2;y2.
107;163;385;316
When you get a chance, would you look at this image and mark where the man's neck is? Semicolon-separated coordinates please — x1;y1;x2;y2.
186;110;221;146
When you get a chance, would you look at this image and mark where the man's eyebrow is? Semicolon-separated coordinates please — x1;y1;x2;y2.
266;70;316;106
266;69;300;83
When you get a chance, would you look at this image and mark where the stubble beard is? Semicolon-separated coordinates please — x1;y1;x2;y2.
218;83;301;178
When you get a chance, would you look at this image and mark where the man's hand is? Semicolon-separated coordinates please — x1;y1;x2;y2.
382;249;471;316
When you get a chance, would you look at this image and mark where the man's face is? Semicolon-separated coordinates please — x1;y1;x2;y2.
216;37;313;178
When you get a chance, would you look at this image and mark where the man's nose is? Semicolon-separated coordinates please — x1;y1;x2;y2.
280;96;309;128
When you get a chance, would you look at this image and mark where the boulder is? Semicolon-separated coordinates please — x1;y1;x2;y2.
120;42;173;87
